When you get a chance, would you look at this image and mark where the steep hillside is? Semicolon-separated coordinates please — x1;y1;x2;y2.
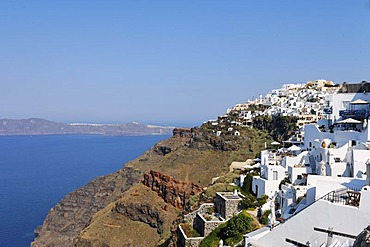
32;125;271;246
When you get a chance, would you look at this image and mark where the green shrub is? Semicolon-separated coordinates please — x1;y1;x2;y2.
199;223;226;247
221;211;256;246
200;211;258;247
259;210;271;225
256;194;268;207
241;173;254;195
241;193;257;209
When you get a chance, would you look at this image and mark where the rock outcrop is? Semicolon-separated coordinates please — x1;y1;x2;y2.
172;128;192;138
74;183;181;247
114;202;166;234
143;170;203;210
154;145;172;156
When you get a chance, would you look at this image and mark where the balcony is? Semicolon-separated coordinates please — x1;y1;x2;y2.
321;188;361;207
339;109;370;119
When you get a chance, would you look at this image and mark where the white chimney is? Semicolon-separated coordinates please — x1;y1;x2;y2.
366;159;370;186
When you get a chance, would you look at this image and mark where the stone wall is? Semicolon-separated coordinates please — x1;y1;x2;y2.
193;213;206;237
183;203;214;226
204;220;224;237
214;192;243;219
225;198;242;219
214;194;226;218
177;225;203;247
194;213;224;237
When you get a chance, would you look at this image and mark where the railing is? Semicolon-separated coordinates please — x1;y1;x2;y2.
321;188;349;205
339;109;369;118
274;187;361;228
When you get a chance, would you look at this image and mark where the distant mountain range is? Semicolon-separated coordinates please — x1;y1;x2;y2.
0;118;174;136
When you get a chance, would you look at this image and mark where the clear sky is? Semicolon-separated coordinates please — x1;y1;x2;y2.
1;1;370;126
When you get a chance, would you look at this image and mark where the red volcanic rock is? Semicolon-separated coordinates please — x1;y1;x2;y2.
142;170;202;210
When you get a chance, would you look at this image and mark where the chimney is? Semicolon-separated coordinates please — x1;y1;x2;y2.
366;159;370;186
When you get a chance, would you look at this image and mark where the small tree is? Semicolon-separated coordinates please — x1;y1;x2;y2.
221;211;256;246
241;173;254;195
259;210;271;225
241;193;257;209
256;194;268;207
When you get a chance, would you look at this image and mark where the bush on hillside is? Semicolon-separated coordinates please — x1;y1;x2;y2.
241;193;257;209
200;211;258;247
221;211;257;246
256;194;268;208
259;209;271;225
241;173;254;195
252;115;298;142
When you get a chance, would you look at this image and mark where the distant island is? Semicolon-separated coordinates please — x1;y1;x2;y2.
0;118;174;136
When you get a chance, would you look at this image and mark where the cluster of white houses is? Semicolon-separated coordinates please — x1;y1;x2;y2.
205;80;340;142
244;82;370;246
229;79;336;122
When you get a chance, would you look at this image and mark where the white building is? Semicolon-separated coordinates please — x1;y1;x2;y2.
252;150;286;198
245;83;370;246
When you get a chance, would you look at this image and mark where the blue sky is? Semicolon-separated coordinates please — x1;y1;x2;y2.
1;1;370;126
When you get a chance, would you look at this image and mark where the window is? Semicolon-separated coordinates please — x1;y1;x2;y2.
342;101;349;109
273;171;278;180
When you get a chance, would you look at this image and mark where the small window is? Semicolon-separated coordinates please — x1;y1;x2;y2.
273;171;278;180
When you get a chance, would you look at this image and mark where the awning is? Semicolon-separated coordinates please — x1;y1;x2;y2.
350;99;369;104
336;118;362;124
287;145;301;151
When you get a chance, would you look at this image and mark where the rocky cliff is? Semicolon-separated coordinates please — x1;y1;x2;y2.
143;170;203;210
32;125;272;246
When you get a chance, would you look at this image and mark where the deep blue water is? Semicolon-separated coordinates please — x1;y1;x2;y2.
0;134;170;247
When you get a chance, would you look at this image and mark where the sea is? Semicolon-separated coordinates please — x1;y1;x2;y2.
0;134;170;247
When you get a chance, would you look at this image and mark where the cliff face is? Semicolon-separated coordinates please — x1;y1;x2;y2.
33;126;271;246
143;170;203;210
32;167;143;246
74;183;181;247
